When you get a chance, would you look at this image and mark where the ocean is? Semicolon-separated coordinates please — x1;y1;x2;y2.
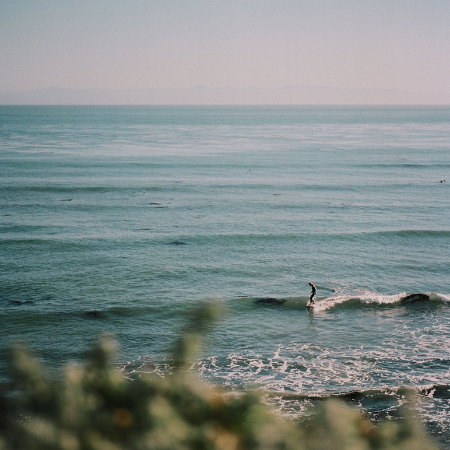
1;105;449;446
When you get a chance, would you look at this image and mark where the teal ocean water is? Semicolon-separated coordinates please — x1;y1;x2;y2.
1;106;450;445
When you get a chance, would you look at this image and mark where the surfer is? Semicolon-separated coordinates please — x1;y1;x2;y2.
308;282;316;305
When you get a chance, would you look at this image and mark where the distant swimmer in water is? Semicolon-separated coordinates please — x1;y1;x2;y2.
308;282;316;305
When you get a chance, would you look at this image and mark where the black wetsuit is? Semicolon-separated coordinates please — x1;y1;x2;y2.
309;284;316;303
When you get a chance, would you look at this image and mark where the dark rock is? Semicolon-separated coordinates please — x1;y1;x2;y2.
400;293;430;304
254;297;287;305
84;310;102;318
11;300;34;305
170;240;187;245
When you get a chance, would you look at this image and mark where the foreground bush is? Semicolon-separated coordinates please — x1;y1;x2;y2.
0;304;439;450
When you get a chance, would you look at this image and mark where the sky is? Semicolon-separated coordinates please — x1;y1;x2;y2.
1;0;450;94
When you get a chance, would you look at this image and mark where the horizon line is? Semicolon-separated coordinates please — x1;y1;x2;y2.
2;85;450;106
2;84;450;94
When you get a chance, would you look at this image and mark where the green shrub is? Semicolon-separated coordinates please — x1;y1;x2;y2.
0;303;439;450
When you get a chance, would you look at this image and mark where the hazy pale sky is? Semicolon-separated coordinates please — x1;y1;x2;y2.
1;0;449;93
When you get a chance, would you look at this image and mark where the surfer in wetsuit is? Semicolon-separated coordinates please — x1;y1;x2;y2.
308;282;316;305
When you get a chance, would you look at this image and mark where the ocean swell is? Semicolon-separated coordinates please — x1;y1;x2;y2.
251;292;448;312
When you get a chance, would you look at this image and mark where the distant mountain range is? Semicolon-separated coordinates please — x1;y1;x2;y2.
1;85;449;105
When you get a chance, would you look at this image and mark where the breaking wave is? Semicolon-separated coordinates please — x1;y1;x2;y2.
251;292;449;312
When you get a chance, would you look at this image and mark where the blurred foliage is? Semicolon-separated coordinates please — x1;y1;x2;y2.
0;303;439;450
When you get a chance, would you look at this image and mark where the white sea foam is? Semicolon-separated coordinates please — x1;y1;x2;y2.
437;293;450;302
358;291;407;304
310;291;408;312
